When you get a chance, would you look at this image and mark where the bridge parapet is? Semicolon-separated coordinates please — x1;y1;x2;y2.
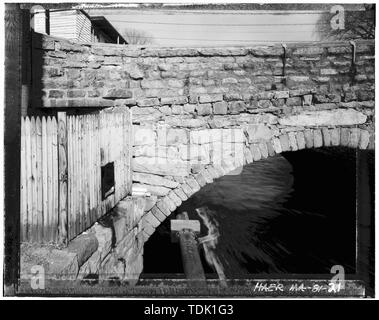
34;33;374;117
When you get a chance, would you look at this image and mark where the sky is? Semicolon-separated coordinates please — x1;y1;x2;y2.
85;8;326;46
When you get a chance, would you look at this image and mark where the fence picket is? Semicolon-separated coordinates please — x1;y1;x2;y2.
20;108;132;243
20;118;27;241
52;117;59;242
42;117;48;242
46;117;53;241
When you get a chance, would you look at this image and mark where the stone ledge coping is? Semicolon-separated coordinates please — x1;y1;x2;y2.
34;33;374;58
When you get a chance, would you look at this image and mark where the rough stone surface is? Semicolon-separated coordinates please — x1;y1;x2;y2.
133;172;179;188
246;124;273;143
279;109;367;127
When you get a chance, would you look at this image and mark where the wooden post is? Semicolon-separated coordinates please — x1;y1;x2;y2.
4;3;22;294
58;112;68;246
171;212;206;287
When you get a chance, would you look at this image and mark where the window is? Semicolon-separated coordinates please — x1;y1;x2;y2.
101;162;115;200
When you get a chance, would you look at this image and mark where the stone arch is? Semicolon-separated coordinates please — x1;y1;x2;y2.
140;126;374;242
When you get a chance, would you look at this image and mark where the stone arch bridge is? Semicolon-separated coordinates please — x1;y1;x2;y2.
26;34;374;282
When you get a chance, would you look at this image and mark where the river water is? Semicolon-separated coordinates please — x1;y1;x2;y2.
143;147;373;279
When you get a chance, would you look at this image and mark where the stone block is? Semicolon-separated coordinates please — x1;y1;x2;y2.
137;98;160;107
258;142;268;158
229;101;246;114
67;233;99;267
142;211;161;229
201;169;214;184
156;200;171;217
166;128;189;145
340;128;350;146
279;109;367;127
168;190;182;207
322;128;331;147
133;183;171;196
286;97;302;106
279;134;290;152
304;130;314;148
180;183;194;197
244;147;253;164
198;94;223;103
246;124;272;143
132;157;190;177
133;172;179;189
133;127;156;145
213;101;228;115
163;195;176;212
144;196;158;212
348;128;360;148
194;172;207;187
330;128;340;146
266;141;276;156
151;206;167;222
359;130;370;149
206;166;220;179
296;131;306;150
161;96;188;105
104;89;132;99
196;103;212;115
250;144;262;161
174;188;188;201
284;132;296;151
274;91;289;99
313;129;323;148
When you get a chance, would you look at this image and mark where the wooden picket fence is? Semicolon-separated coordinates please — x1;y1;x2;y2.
20;108;132;244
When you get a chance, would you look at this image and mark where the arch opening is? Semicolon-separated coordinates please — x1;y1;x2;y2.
141;146;374;294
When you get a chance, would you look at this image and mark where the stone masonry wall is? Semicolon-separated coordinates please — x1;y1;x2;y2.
36;33;374;114
31;33;375;281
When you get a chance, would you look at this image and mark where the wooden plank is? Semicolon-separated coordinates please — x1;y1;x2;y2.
25;117;32;242
95;113;101;219
20;118;27;241
67;116;72;240
86;115;91;229
41;117;48;242
72;116;78;239
30;117;38;242
57;112;68;246
46;117;53;241
75;116;80;237
78;116;83;235
99;111;105;216
127;109;133;193
88;115;93;226
90;115;96;225
36;117;43;242
81;115;86;232
51;117;59;242
83;115;88;230
70;115;75;240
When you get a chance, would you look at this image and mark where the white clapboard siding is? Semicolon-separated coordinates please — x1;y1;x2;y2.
76;11;92;43
49;10;78;41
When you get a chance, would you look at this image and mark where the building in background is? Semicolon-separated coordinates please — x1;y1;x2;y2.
32;8;127;44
